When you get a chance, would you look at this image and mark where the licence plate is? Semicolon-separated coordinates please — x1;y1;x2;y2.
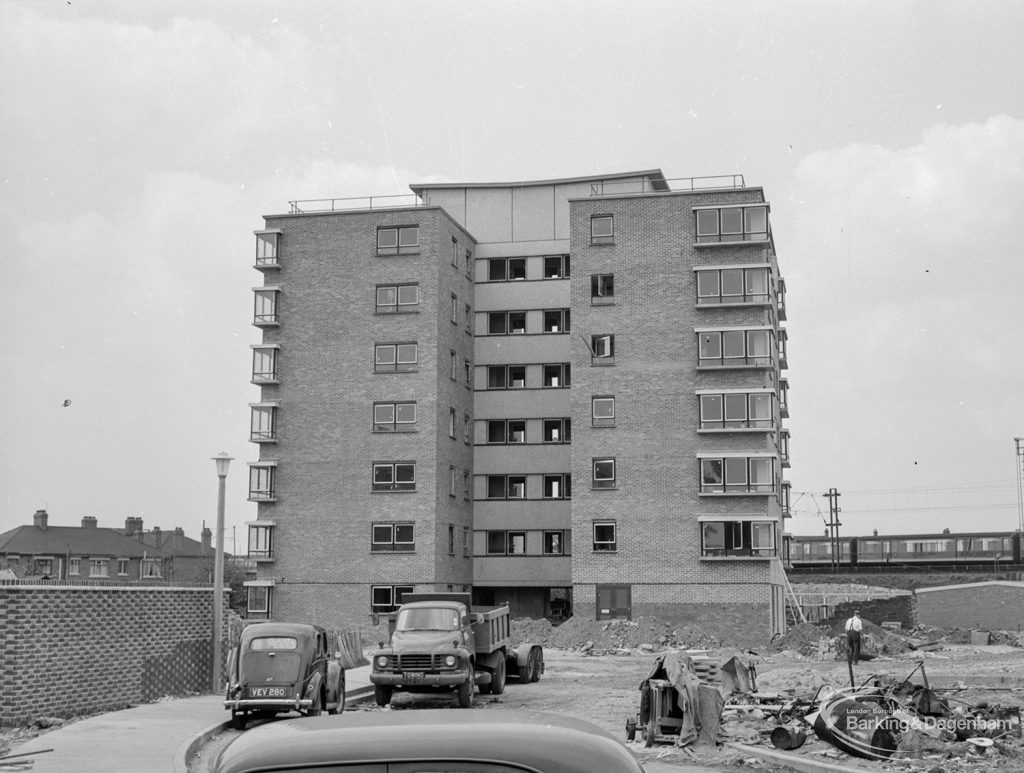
248;686;287;698
403;672;424;683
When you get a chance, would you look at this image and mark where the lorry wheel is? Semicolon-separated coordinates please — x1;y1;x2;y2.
329;675;346;714
517;660;530;682
626;716;637;741
490;656;506;695
457;666;475;708
529;648;542;682
231;711;246;731
374;685;392;707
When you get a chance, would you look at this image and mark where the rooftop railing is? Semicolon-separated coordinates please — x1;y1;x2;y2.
590;174;747;197
289;193;423;214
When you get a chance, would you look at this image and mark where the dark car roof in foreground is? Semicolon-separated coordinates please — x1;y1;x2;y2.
214;709;645;773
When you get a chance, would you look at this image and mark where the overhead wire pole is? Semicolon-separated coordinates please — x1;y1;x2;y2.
823;488;841;573
1015;438;1024;535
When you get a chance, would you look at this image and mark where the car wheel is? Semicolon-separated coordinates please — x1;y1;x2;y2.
307;689;323;717
231;711;246;731
457;665;474;708
490;656;506;695
374;684;392;707
329;675;346;714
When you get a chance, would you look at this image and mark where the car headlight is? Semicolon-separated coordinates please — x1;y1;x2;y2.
444;655;456;668
376;655;389;669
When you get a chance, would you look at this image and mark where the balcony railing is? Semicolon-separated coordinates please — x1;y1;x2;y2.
590;175;746;197
289;193;423;214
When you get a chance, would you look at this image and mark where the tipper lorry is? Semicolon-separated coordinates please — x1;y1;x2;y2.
370;593;543;708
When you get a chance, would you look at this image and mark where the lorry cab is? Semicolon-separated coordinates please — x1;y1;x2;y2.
225;622;345;730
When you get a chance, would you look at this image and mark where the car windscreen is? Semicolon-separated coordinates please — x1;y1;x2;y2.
396;607;460;631
249;637;298;651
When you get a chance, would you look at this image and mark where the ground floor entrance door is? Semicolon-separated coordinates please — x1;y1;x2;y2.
595;583;631;620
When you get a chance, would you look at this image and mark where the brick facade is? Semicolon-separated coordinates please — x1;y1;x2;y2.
915;581;1024;631
0;584;226;726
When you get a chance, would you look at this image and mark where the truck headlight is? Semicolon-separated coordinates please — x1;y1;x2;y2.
376;655;389;669
444;655;456;668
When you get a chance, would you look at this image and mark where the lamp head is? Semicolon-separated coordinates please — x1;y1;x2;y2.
212;452;234;477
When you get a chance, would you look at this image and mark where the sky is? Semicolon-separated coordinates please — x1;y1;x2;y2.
2;0;1023;548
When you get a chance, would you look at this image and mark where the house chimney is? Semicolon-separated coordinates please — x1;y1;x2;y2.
873;529;878;537
151;526;162;545
81;516;97;528
173;527;184;553
33;509;48;530
201;526;212;553
125;516;143;536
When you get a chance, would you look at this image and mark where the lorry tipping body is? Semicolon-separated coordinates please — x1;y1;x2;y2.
370;593;543;708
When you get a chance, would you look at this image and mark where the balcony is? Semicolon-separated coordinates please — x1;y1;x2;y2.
288;193;423;214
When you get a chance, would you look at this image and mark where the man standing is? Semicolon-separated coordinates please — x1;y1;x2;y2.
845;610;863;665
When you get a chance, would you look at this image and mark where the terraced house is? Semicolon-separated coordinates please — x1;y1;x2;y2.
244;169;791;639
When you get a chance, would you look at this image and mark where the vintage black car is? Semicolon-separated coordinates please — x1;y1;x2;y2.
213;709;646;773
224;622;345;730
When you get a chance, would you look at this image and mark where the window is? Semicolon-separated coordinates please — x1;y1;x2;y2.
88;559;108;578
451;237;459;266
543;531;564;555
591;215;614;244
487;419;526;444
700;456;776;494
371;585;414;614
695;205;768;243
451;293;459;323
464;360;472;387
371;523;415;552
377;225;419;254
449;466;457;496
592;396;615;427
375;342;418;372
487;531;526;555
488;311;526;335
544;254;570;278
701;520;776;557
699;392;774;430
450;350;458;380
373;401;417;431
253;288;280;325
487;365;526;389
449;408;457;438
486;475;526;499
543;309;570;333
69;557;81;576
373;462;416;492
251;346;278;383
248;524;274;559
542;418;571;443
464;414;471;444
37;558;54;576
592;458;616;489
543;363;571;387
463;526;471;556
591;334;615;361
465;304;472;333
465;249;473;278
591;274;614;303
250;404;278;442
448;525;456;555
247;585;272;615
116;558;129;576
142;558;162;578
543;474;571;499
696;267;770;305
376;284;419;313
488;257;526;281
697;329;774;367
255;231;280;267
593;522;617;551
463;470;470;499
249;464;276;500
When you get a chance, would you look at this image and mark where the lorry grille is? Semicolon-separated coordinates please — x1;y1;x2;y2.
398;654;434;670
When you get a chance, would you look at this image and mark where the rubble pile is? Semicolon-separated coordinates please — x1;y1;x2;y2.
767;622;829;657
510;615;723;653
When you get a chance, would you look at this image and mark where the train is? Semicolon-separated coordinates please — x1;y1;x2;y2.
787;530;1022;570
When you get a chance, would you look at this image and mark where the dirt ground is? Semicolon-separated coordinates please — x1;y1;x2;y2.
183;641;1024;773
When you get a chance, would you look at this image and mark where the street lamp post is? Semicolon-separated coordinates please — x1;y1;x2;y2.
212;452;233;693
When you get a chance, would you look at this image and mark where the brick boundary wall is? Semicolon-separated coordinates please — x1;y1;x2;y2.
915;582;1024;631
0;584;226;727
